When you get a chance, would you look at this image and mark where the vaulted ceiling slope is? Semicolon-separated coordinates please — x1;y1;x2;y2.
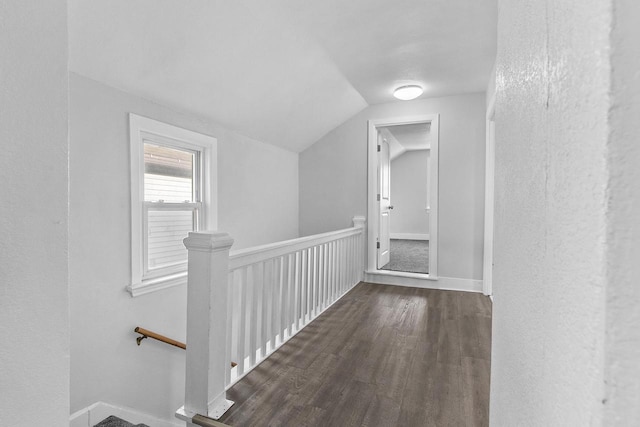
69;0;496;153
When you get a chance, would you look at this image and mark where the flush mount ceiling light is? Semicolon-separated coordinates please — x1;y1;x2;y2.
393;85;423;101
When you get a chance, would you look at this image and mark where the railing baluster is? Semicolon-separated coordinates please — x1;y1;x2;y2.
349;236;353;287
318;244;324;311
307;247;313;321
248;265;258;366
270;257;280;349
237;268;247;376
229;271;238;366
225;272;233;386
303;248;309;323
293;251;302;332
319;244;325;311
302;248;307;323
261;260;273;359
313;245;319;317
304;248;313;325
277;255;286;345
352;235;356;285
323;244;328;305
258;261;268;359
344;237;349;292
323;243;329;308
348;235;354;286
327;242;332;304
308;246;314;320
285;253;293;338
320;244;324;312
331;240;337;301
345;236;350;287
338;238;343;294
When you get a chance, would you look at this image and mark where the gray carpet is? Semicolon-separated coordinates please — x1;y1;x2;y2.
380;239;429;274
93;416;149;427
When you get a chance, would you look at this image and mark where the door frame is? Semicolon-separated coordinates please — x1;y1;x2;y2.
366;114;440;279
483;96;496;296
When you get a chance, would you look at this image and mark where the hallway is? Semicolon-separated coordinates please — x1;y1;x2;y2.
220;282;491;426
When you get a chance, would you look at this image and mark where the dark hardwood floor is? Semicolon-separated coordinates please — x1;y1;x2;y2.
220;282;492;427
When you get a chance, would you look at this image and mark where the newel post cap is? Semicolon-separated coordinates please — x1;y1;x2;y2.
352;216;366;229
183;231;234;252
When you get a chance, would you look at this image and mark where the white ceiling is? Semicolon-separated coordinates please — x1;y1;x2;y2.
387;123;432;151
69;0;497;152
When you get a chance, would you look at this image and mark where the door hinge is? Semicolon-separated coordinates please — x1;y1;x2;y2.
377;145;381;152
377;194;380;201
376;242;380;249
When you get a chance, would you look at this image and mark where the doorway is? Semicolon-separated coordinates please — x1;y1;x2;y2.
378;124;431;274
366;115;439;280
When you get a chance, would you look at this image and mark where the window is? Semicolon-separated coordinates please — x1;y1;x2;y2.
128;114;217;296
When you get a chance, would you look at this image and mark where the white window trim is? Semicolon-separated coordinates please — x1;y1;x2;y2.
127;113;217;297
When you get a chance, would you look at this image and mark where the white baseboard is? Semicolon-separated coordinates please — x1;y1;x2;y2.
70;401;182;427
364;271;482;293
390;233;429;241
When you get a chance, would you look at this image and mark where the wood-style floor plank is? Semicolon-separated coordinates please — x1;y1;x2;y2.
462;357;491;427
219;282;492;427
361;393;401;427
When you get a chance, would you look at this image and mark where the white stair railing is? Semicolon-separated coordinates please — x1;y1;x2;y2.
176;216;365;424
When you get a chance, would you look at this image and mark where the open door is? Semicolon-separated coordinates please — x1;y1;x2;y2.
377;133;391;268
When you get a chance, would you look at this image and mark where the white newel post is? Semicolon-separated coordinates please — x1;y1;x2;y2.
178;231;235;423
352;216;366;281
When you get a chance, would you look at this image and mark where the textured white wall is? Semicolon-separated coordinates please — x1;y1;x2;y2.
490;0;612;424
0;2;69;426
299;93;485;280
69;74;299;421
604;0;640;423
390;151;429;235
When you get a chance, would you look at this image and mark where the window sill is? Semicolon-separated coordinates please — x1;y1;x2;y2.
127;271;188;297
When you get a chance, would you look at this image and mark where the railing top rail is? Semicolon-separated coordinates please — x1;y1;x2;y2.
228;225;363;271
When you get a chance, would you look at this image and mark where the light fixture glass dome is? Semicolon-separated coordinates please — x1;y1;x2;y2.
393;85;423;100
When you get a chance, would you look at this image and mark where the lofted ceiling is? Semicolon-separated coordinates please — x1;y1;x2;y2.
69;0;496;152
381;123;432;160
387;123;432;151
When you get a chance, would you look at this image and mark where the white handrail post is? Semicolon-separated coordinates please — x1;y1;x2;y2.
352;215;366;230
352;216;366;281
179;231;235;423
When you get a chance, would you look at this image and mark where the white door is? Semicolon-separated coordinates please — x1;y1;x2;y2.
377;133;391;268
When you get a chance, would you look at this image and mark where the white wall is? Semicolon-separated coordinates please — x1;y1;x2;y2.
299;93;486;280
69;73;299;421
490;0;612;424
390;151;429;236
0;2;69;426
486;60;496;110
604;0;640;423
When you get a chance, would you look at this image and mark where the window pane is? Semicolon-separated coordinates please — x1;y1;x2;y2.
147;209;194;271
144;143;194;202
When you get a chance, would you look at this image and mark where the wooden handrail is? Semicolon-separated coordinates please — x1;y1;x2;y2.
135;327;237;368
135;327;186;349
